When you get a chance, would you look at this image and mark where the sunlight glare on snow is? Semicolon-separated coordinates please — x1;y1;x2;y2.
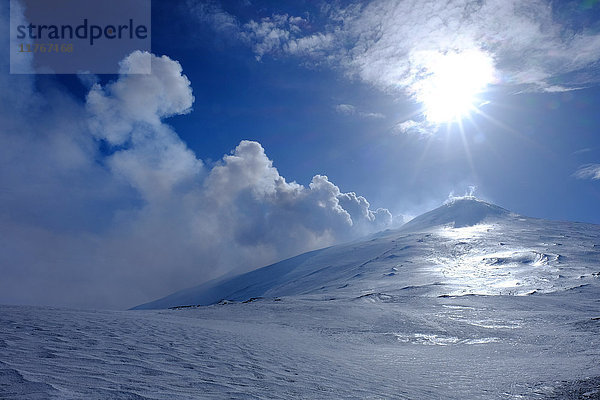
438;224;494;239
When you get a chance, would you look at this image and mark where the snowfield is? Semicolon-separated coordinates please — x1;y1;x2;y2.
2;199;600;399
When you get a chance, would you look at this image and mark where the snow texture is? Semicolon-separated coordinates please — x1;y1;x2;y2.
2;198;599;399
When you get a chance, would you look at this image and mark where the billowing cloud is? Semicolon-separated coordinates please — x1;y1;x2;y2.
0;4;393;309
86;51;201;202
574;164;600;181
87;51;194;144
199;144;392;258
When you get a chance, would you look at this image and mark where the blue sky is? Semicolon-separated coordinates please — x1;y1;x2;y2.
1;0;600;308
149;0;600;221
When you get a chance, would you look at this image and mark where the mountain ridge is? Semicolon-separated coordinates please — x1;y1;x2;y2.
133;198;600;309
401;196;514;231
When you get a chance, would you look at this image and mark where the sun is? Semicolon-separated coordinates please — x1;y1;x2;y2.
415;49;496;124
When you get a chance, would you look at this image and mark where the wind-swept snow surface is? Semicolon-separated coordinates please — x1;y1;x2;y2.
2;292;600;399
2;199;600;399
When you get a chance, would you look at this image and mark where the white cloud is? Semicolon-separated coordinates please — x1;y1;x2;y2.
240;14;337;60
185;0;600;134
191;0;600;94
335;103;385;119
87;51;194;145
572;148;595;155
331;0;600;94
187;1;335;60
284;32;335;57
393;119;436;136
237;1;600;130
200;142;392;255
86;52;201;202
242;15;296;60
335;103;356;114
361;111;385;119
0;6;393;308
574;164;600;181
394;120;420;135
186;0;240;36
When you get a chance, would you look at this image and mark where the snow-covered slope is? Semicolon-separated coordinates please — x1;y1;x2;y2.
3;287;600;399
134;197;600;309
400;196;512;230
3;198;600;399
